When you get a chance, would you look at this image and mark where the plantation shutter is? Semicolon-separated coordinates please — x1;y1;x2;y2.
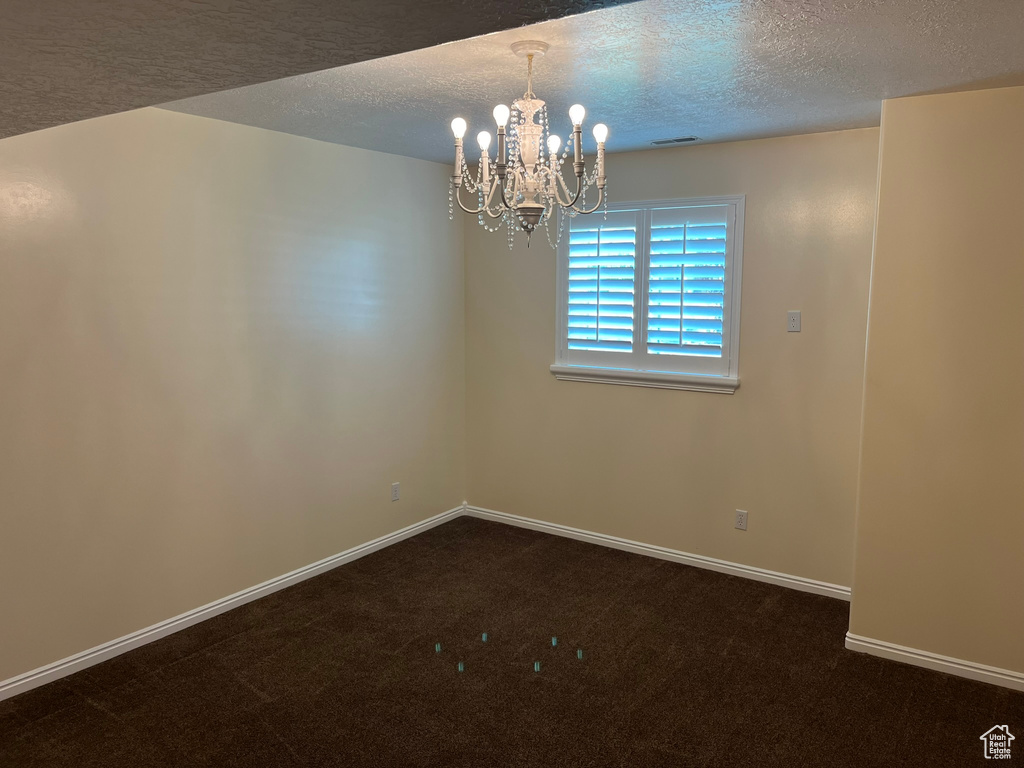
646;205;729;358
566;210;640;354
557;196;741;387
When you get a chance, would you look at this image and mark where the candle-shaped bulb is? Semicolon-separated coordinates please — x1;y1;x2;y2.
593;123;608;144
450;117;467;139
477;131;492;152
492;104;510;127
569;104;586;126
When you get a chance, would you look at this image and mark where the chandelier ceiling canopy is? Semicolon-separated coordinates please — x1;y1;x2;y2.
448;41;608;248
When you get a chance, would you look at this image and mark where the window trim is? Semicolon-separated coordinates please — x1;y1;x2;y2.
549;364;739;393
552;195;744;393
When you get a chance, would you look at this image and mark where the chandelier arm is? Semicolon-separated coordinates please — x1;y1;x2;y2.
476;181;505;219
484;178;509;217
552;171;584;208
483;199;505;219
454;182;489;215
570;186;605;215
497;175;515;211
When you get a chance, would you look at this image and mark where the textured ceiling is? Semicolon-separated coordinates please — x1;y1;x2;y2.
0;0;639;140
163;0;1024;162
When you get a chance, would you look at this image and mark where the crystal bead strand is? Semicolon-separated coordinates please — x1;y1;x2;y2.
481;198;505;233
545;206;559;249
461;154;476;193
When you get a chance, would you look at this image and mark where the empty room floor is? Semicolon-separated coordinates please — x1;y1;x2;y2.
1;516;1020;767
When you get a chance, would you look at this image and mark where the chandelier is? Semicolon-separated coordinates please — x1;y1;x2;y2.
448;40;608;248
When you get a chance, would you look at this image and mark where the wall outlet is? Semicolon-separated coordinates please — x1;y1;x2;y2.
391;482;400;502
787;311;802;332
735;509;748;531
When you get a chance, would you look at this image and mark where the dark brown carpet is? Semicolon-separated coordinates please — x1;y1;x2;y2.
1;516;1021;766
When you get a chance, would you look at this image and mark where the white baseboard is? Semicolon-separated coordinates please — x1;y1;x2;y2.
845;632;1024;692
0;505;464;703
24;502;1020;702
464;505;851;601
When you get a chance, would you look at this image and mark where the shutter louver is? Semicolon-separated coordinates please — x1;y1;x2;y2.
647;205;729;358
567;211;638;353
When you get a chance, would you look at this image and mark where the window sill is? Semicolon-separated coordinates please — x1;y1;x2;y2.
549;364;739;394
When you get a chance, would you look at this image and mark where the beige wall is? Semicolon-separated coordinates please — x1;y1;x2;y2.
465;128;880;588
850;87;1024;672
0;108;465;682
2;89;1018;689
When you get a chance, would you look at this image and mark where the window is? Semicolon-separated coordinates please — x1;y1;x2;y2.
552;196;743;393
